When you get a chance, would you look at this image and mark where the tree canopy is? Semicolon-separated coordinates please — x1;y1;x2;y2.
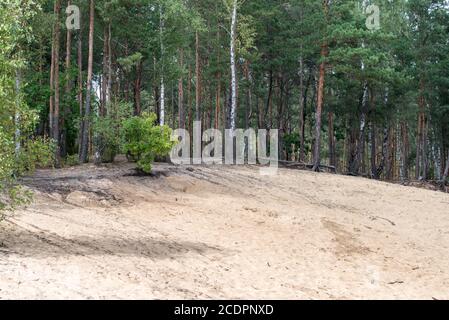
1;0;449;207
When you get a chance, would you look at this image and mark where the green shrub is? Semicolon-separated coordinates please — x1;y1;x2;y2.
64;154;80;167
17;137;55;173
283;132;300;157
0;1;49;217
1;135;54;214
93;101;132;163
122;112;176;173
0;129;16;214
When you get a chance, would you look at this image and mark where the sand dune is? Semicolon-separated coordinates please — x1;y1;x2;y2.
1;159;448;299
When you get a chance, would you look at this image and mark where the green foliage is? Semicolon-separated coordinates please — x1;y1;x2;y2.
122;113;176;173
64;154;80;167
0;130;16;187
283;132;300;157
93;101;132;163
0;135;54;213
0;185;33;214
283;132;312;160
0;0;54;216
117;53;143;74
1;0;448;190
17;137;55;174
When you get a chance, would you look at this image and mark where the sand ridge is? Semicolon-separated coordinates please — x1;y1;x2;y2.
0;159;448;299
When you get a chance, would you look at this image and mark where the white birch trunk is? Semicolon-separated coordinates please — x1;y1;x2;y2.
159;5;165;126
160;76;165;126
107;23;112;105
15;71;21;156
230;0;237;131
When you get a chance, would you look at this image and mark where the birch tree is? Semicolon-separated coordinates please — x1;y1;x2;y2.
229;0;238;131
159;4;165;126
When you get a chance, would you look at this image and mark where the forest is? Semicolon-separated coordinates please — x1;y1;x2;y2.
1;0;449;208
2;0;449;301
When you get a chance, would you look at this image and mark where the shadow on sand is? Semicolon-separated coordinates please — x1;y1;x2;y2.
0;226;221;260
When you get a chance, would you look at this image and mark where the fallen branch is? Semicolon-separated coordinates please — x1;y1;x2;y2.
280;160;336;173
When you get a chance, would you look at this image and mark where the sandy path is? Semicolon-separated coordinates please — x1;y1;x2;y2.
1;160;449;299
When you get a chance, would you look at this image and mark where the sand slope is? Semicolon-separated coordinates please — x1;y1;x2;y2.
1;160;449;299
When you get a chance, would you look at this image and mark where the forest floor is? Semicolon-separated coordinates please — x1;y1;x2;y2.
1;157;449;299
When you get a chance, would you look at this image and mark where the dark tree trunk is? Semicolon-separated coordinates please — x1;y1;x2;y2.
299;56;305;163
61;0;72;158
178;48;185;129
376;127;390;178
244;60;252;130
77;20;83;155
100;24;108;117
312;0;329;172
370;91;378;179
370;123;378;179
187;63;192;134
52;0;62;166
134;60;142;115
80;0;95;163
400;122;409;180
443;151;449;184
312;43;328;172
349;84;369;175
328;110;335;168
195;31;201;122
416;78;427;180
265;69;273;130
215;74;221;130
215;29;221;130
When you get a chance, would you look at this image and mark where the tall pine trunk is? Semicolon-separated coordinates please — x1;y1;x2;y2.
101;24;108;116
299;56;305;163
77;18;83;155
134;60;142;115
178;49;185;129
80;0;94;163
53;0;62;166
62;0;72;157
244;60;252;129
215;29;221;130
312;0;329;172
328;110;335;168
370;123;378;179
400;122;409;181
443;151;449;184
266;70;273;130
298;5;305;163
352;84;368;175
187;63;192;134
49;5;55;138
312;47;328;171
416;79;427;180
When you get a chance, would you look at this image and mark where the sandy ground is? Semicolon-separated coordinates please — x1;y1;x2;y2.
1;158;449;300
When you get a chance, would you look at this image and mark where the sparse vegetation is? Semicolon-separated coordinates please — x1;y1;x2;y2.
122;113;176;173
